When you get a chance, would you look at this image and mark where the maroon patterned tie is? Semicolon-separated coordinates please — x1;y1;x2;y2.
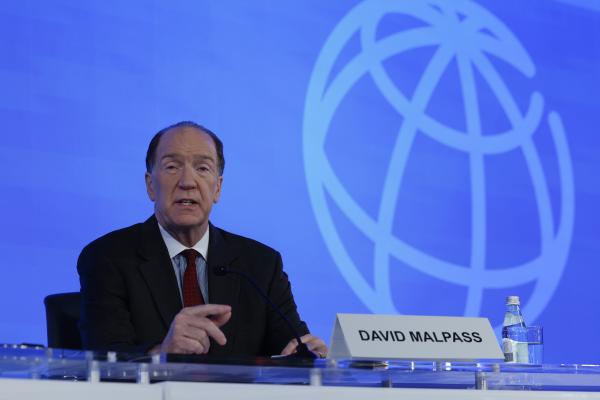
181;249;205;307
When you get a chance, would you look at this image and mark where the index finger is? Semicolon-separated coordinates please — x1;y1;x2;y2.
280;338;298;356
280;334;319;356
185;304;231;317
209;310;232;327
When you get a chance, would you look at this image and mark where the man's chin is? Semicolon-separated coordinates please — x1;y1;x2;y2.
158;213;207;232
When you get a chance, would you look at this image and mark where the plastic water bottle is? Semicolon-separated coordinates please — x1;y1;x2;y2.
502;296;529;363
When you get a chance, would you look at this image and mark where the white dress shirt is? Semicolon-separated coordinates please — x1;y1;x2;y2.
158;223;209;305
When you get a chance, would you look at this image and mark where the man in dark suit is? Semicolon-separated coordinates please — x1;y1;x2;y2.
77;121;327;357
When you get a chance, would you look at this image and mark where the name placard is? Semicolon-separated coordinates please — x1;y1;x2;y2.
328;313;503;361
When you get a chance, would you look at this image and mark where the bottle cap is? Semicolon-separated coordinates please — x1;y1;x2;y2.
506;296;520;305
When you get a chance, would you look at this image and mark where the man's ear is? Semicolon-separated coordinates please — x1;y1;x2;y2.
145;172;156;201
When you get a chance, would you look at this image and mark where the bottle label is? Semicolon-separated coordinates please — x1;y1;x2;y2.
502;338;516;362
503;338;529;363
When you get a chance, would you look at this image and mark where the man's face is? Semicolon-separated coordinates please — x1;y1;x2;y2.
145;127;222;239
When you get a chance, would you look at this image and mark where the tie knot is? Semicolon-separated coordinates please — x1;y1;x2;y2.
180;249;199;265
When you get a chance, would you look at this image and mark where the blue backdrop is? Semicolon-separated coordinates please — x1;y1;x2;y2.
1;0;598;363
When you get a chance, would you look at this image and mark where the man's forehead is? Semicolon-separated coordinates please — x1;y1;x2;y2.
158;127;217;155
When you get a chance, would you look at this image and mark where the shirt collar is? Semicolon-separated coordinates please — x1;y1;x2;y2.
157;223;209;260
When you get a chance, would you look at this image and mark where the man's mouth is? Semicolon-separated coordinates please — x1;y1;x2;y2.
176;199;198;206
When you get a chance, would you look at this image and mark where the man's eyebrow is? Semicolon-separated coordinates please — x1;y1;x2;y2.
160;153;183;161
192;155;216;163
160;154;215;163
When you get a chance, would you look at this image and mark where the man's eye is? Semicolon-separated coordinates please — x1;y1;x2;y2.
165;164;179;171
197;165;210;172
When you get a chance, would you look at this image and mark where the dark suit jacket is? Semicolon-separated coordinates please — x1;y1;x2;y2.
77;216;309;356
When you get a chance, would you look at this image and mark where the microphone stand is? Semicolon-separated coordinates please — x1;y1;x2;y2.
213;266;317;360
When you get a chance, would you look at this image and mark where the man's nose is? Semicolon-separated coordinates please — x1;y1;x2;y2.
178;164;197;189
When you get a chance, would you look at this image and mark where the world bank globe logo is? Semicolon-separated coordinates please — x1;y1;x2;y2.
302;0;574;322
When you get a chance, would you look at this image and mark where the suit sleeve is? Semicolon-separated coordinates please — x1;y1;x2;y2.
263;251;310;355
77;244;155;353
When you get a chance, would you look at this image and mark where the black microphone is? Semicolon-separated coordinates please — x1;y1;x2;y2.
213;265;316;359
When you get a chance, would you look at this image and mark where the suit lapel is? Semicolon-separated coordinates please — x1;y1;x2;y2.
135;218;241;353
136;216;182;330
206;223;241;354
